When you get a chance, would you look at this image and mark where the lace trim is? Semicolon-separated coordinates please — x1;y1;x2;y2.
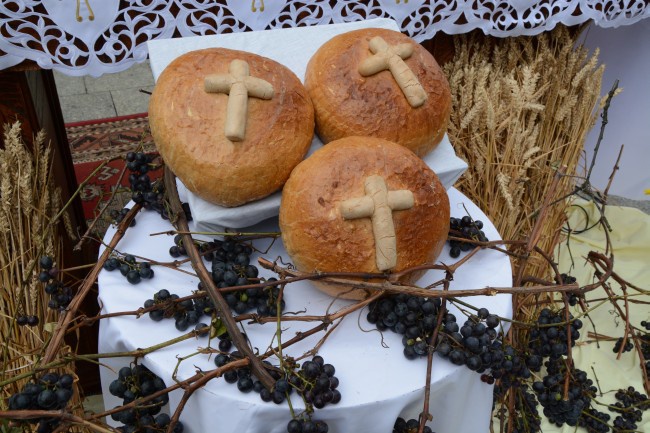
0;0;647;76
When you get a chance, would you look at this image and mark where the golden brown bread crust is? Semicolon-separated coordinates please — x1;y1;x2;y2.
279;136;450;299
149;48;314;207
305;28;451;158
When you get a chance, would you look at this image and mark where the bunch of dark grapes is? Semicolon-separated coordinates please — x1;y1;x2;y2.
366;295;532;390
168;234;217;260
168;234;190;258
612;337;634;353
445;308;502;373
366;294;443;359
215;353;340;417
110;207;136;227
44;281;74;311
393;417;434;433
287;417;329;433
7;372;75;433
209;238;285;316
38;255;74;312
108;364;183;433
297;356;341;409
532;361;597;428
611;386;649;431
477;341;531;389
214;351;268;397
126;152;160;203
124;151;192;223
143;289;216;333
578;407;611;433
225;276;285;316
448;215;488;258
126;151;192;221
641;322;650;371
366;295;517;382
367;296;540;428
126;151;155;177
440;311;531;388
15;314;39;327
103;254;154;284
527;308;582;365
170;236;284;316
559;273;580;305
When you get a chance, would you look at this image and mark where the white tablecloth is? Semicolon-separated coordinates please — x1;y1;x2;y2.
98;187;513;433
1;1;648;76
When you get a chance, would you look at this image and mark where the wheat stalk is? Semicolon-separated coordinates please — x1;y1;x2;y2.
443;25;606;432
444;26;603;290
0;122;83;421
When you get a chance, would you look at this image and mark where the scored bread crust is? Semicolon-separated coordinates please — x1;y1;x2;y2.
149;48;314;207
279;136;450;299
305;28;451;158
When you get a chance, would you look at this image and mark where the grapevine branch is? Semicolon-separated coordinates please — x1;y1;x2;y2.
258;255;613;299
632;334;650;395
73;156;130;251
163;167;276;390
90;320;331;425
41;204;142;365
166;320;334;432
166;358;249;433
0;410;118;433
418;280;449;433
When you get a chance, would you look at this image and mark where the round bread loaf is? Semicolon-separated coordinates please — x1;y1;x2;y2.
279;136;450;300
305;28;451;157
149;48;314;207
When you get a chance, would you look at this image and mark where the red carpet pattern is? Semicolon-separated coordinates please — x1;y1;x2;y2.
67;113;155;164
67;113;160;233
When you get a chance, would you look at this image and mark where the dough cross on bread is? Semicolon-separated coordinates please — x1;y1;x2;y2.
340;175;414;271
204;59;274;142
358;36;427;108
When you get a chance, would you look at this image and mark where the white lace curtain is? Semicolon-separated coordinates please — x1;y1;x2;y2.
1;0;648;76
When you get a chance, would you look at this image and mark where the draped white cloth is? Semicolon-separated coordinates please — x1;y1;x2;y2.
98;187;513;433
1;0;648;76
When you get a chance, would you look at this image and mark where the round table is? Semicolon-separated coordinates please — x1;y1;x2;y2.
98;187;512;433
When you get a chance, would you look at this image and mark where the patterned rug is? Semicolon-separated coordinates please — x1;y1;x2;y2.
67;113;160;234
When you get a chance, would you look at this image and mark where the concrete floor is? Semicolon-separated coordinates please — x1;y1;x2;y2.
54;60;154;124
